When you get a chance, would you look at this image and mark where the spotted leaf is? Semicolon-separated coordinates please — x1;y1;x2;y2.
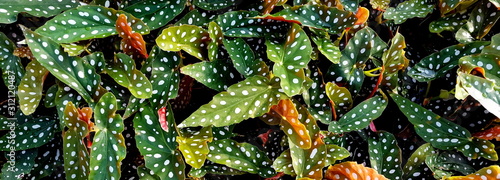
391;93;498;161
381;32;409;89
403;143;435;179
0;0;79;24
310;29;342;64
134;104;185;180
122;0;186;30
368;131;403;180
325;82;353;119
193;0;236;10
324;144;350;165
156;25;209;60
147;46;181;109
262;0;287;14
107;53;152;99
425;151;475;179
61;43;86;56
273;149;296;176
189;161;246;178
208;22;223;61
224;38;270;78
54;82;84;128
82;52;106;74
303;66;332;124
23;27;102;107
325;162;389;180
266;23;312;97
217;11;268;37
62;102;90;180
0;32;24;87
439;0;469;15
473;125;500;141
329;96;387;134
137;165;160;179
270;4;357;34
455;1;500;43
444;165;500;180
429;13;469;33
181;59;238;91
0;116;56;151
175;9;216;26
35;5;149;43
0;149;37;179
384;0;435;24
116;14;148;59
408;41;489;82
18;60;49;115
89;93;126;179
207;139;276;178
370;0;390;11
481;33;500;55
270;99;311;149
178;76;286;128
177;126;213;169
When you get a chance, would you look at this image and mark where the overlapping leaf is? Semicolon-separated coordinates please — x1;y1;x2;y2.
193;0;236;10
381;32;409;89
403;143;434;179
391;93;498;161
122;0;186;30
304;66;332;124
35;5;149;43
310;29;342;64
0;32;24;87
444;165;500;180
329;96;387;134
455;1;500;43
217;11;268;37
18;60;49;115
62;102;90;180
116;14;148;59
370;0;390;11
224;38;269;78
156;25;209;60
107;53;152;99
177;127;213;169
473;125;500;140
429;13;469;33
270;99;311;149
384;0;435;24
181;59;238;91
0;149;37;179
325;82;353;119
325;162;389;180
0;116;56;151
178;76;286;128
425;151;475;179
147;46;181;109
175;9;215;26
0;0;79;24
266;23;312;97
89;93;126;179
189;162;246;178
368;131;403;180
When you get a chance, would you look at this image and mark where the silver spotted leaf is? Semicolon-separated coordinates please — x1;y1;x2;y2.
147;46;181;109
0;116;56;151
193;0;236;10
368;131;403;180
35;5;149;43
303;66;332;124
216;11;267;37
324;144;350;166
175;9;216;26
325;82;353;119
18;60;49;115
429;13;469;33
178;76;286;128
384;0;435;24
107;53;153;99
0;32;24;87
61;43;86;56
181;59;238;91
456;1;500;43
89;93;126;179
425;151;475;179
62;102;90;180
391;93;498;161
156;25;209;60
403;143;435;179
0;149;37;179
481;33;500;55
122;0;186;30
273;149;296;176
381;32;409;89
310;29;342;64
207;139;276;178
189;162;246;178
137;165;160;179
224;38;270;78
0;0;79;24
177;126;213;169
328;96;387;134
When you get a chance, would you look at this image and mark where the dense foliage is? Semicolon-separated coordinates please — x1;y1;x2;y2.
0;0;499;179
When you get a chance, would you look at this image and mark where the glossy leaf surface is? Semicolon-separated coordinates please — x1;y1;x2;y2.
107;53;152;99
122;0;186;30
325;162;389;180
62;102;90;180
18;60;49;115
156;25;209;60
0;0;79;24
116;14;148;59
384;0;434;24
368;131;403;180
329;96;387;134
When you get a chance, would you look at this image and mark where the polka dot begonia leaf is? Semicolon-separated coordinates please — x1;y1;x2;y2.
425;151;475;179
456;71;500;118
340;0;361;12
381;32;409;89
383;0;435;24
473;125;500;141
122;0;185;30
0;149;37;179
62;102;90;180
328;96;387;134
208;22;223;61
133;104;185;180
116;14;149;59
0;0;80;24
156;25;209;60
271;99;312;149
325;82;353;119
324;144;350;166
370;0;390;11
193;0;236;11
174;9;216;26
147;46;181;110
262;0;287;14
0;32;25;88
310;29;342;64
89;93;126;179
189;161;246;178
54;83;85;129
178;76;286;128
402;143;434;179
82;52;106;74
137;165;160;179
368;131;403;180
43;84;57;108
60;43;86;56
455;1;500;43
429;13;469;33
304;66;332;124
206;139;277;178
408;41;489;82
224;38;270;78
266;23;313;97
325;161;389;180
181;59;239;91
0;116;56;151
481;33;500;55
216;11;269;37
35;5;150;44
391;93;498;161
177;126;213;169
169;76;195;111
18;60;49;115
107;53;152;99
438;0;465;15
273;149;296;176
270;4;357;34
22;27;102;107
444;165;500;180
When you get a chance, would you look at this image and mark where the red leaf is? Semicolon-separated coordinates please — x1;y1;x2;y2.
354;7;369;25
473;125;500;141
256;15;303;24
158;107;168;132
325;162;389;180
115;14;148;59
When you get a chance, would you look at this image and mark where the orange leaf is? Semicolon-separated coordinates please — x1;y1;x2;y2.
473;125;500;141
444;165;500;180
77;107;94;147
270;99;311;149
325;162;389;180
354;7;369;25
115;14;148;59
13;46;35;60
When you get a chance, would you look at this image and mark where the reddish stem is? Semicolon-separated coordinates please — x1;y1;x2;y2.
367;66;385;132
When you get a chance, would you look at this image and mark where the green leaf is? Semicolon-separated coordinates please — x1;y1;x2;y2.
208;22;223;61
178;76;285;127
273;149;296;176
207;139;276;178
370;0;390;10
18;60;49;115
62;102;90;180
429;13;469;33
177;126;213;169
455;1;500;43
341;0;361;12
381;32;409;89
148;46;181;109
391;93;498;161
35;5;149;43
324;144;350;165
425;151;475;179
456;70;500;118
444;165;500;179
481;33;500;55
89;93;126;179
0;32;24;87
384;0;435;24
122;0;186;30
403;143;435;179
44;84;57;108
304;66;332;124
0;116;56;151
189;162;246;178
181;59;238;91
1;149;37;179
175;9;215;26
325;82;353;118
156;25;209;60
107;53;152;99
82;52;106;74
217;11;268;37
61;43;86;56
408;41;489;82
193;0;236;10
310;30;342;64
23;27;102;107
368;131;403;180
328;96;387;134
224;38;270;78
0;0;79;24
137;165;161;180
134;104;185;180
271;4;357;34
438;0;466;15
267;23;312;97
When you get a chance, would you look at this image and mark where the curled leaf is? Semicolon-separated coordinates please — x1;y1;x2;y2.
325;162;389;180
116;14;148;59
